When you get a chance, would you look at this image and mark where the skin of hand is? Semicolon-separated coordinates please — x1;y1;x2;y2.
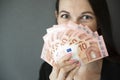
73;59;102;80
49;53;80;80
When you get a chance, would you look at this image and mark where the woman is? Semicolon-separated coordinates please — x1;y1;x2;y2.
39;0;120;80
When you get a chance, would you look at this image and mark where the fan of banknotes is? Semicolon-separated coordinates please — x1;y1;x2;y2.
41;22;108;66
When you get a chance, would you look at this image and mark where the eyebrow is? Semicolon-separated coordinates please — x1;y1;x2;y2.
59;10;70;14
81;11;95;15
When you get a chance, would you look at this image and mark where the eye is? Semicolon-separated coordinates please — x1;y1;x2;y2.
60;14;70;19
80;15;93;21
82;15;93;20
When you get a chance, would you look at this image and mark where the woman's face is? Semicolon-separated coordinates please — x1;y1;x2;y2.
56;0;97;31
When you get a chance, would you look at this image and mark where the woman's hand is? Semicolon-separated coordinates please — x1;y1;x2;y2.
73;59;103;80
49;53;80;80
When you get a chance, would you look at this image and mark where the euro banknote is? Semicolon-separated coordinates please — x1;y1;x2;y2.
41;22;108;66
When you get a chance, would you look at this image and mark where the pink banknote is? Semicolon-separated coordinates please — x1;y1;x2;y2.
41;22;109;66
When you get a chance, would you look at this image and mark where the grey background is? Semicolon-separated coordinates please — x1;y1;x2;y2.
0;0;120;80
0;0;56;80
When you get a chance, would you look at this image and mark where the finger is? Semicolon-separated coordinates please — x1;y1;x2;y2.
59;53;72;62
66;66;80;80
60;59;80;67
57;62;78;80
54;53;72;68
49;67;59;80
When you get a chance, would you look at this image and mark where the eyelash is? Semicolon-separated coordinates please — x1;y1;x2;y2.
60;14;70;19
80;15;93;20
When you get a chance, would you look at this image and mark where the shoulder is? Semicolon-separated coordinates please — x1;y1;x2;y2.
101;59;120;80
39;62;52;80
40;62;52;73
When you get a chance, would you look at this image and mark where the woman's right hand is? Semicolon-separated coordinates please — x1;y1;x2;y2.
49;53;80;80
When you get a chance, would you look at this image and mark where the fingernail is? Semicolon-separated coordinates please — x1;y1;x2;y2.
69;59;76;63
70;59;77;63
76;62;81;66
75;61;79;64
69;59;78;63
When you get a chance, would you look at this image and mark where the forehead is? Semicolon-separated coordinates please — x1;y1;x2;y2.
59;0;93;13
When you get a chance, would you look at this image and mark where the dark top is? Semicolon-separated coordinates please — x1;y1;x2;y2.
39;59;120;80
